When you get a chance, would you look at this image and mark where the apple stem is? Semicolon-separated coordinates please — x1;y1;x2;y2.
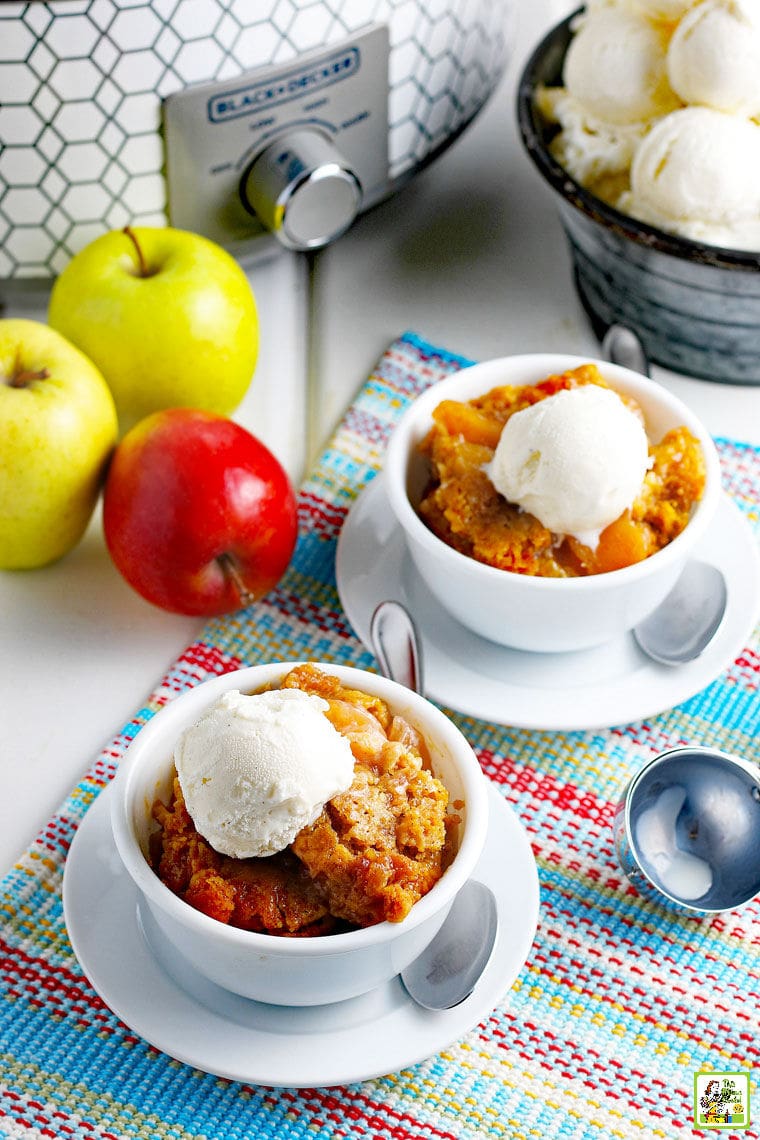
218;553;256;609
123;225;152;277
6;366;50;388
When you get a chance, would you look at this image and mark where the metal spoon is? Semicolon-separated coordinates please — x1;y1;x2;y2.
633;561;728;665
369;599;499;1010
603;324;728;665
369;597;424;697
399;879;499;1011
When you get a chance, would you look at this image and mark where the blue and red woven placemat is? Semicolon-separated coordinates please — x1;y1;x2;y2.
2;332;759;1139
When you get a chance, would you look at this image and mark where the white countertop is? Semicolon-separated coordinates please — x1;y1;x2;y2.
2;0;759;873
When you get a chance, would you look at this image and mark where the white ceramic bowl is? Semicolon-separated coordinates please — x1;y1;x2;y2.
384;353;722;653
110;661;489;1006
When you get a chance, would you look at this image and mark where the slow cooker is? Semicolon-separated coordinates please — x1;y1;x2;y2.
0;0;516;289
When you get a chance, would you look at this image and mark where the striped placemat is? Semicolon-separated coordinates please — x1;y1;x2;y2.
2;331;759;1139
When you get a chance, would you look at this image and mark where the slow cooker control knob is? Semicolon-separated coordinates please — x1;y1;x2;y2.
242;129;362;251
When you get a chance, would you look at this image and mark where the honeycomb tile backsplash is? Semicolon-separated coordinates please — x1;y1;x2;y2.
0;0;512;280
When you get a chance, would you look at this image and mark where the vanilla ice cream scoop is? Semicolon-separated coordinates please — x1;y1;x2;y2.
541;88;647;186
175;687;355;858
541;0;760;252
667;0;760;117
625;106;760;239
487;385;651;547
564;7;679;125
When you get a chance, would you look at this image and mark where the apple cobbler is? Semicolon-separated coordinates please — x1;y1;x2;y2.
150;664;459;935
419;363;706;577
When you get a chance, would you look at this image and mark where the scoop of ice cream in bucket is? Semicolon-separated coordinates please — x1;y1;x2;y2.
516;6;760;385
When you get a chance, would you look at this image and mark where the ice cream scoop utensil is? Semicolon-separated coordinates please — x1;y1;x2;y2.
632;560;727;665
369;599;498;1010
613;745;760;913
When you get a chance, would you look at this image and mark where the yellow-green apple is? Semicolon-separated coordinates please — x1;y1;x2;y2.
48;226;259;433
102;408;298;615
0;318;118;569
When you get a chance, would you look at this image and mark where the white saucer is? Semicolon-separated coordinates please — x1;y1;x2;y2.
63;782;539;1089
336;474;760;730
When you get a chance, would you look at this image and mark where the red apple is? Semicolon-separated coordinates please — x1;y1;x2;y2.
103;408;298;615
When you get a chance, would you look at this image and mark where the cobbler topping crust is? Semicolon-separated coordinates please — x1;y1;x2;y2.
150;664;458;935
419;364;706;577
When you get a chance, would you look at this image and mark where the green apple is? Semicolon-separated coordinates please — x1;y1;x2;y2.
48;226;259;433
0;318;118;569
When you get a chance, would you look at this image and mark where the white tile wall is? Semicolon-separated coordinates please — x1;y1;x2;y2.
0;0;513;279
